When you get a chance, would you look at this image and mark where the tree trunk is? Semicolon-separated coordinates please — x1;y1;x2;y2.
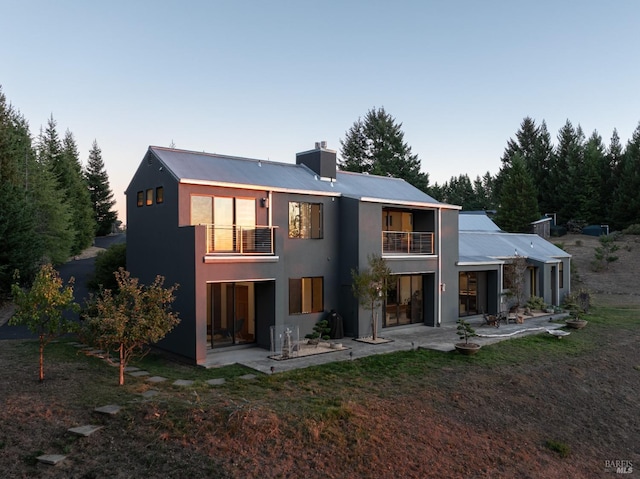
118;343;125;386
39;334;45;382
371;302;378;341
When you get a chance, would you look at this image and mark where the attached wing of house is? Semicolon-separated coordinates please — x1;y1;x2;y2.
458;212;571;317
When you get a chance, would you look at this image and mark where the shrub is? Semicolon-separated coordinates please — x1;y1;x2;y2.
562;288;592;316
305;319;331;343
88;243;126;291
526;296;546;310
624;224;640;235
594;235;619;271
545;439;571;458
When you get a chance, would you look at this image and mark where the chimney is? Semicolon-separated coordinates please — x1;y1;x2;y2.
296;141;336;180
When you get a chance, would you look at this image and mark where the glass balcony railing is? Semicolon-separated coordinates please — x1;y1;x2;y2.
382;231;434;255
206;225;275;255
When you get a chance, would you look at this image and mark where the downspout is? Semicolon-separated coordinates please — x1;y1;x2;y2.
556;260;561;306
437;208;442;326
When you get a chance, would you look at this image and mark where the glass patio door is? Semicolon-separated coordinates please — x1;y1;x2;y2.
208;282;255;348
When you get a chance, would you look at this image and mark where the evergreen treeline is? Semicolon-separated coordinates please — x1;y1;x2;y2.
431;117;640;233
0;86;117;296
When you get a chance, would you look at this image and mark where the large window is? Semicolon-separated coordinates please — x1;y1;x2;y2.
558;261;564;288
289;277;323;314
190;196;256;227
289;202;323;239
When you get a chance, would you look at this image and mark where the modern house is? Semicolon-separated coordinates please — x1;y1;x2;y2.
457;212;571;317
126;144;461;365
126;145;572;365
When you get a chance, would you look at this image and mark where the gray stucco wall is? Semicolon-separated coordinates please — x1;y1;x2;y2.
126;154;199;361
271;191;341;339
439;208;460;325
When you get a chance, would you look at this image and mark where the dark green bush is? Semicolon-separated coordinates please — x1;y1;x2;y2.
622;224;640;235
88;243;126;291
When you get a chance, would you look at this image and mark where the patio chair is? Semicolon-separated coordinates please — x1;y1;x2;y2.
482;313;500;328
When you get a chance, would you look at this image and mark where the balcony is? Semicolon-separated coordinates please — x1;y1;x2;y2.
206;225;275;255
382;231;434;255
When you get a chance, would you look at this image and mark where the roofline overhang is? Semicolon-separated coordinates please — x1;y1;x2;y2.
457;260;503;266
179;178;341;197
358;196;461;210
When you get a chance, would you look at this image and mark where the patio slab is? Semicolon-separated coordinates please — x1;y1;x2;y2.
202;313;569;374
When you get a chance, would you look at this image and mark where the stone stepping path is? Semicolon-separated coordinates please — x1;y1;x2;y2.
146;376;168;383
206;378;226;386
239;374;257;380
173;379;194;387
68;425;103;437
37;454;66;465
129;370;150;377
141;390;160;399
124;366;140;372
94;404;121;415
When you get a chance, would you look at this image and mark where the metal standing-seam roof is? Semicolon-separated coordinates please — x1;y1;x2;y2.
459;231;570;265
458;211;569;265
145;146;453;209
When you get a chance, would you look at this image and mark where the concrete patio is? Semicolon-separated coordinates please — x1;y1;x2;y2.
202;312;569;374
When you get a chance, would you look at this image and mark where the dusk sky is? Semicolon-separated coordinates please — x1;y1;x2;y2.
3;1;639;222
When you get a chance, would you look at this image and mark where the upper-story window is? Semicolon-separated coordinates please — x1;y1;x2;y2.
137;191;144;207
288;202;323;239
156;187;164;204
146;189;153;206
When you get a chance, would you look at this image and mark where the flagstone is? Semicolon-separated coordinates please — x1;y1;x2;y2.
37;454;66;465
68;425;103;437
146;376;168;383
94;404;121;415
173;379;194;387
206;378;226;386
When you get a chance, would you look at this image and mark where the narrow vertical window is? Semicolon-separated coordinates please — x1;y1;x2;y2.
146;189;153;206
156;186;164;204
288;202;323;238
289;277;324;314
137;191;144;207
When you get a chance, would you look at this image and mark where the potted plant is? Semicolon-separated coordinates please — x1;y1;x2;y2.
305;319;331;347
455;319;481;355
565;314;588;329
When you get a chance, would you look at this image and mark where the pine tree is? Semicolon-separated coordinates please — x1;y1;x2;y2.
496;117;553;215
582;131;606;224
554;120;585;225
611;123;640;229
339;107;429;192
85;140;117;236
603;129;624;226
0;89;44;292
35;119;74;263
61;130;95;253
495;153;539;232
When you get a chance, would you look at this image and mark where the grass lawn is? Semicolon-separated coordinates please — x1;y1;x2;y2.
1;304;638;478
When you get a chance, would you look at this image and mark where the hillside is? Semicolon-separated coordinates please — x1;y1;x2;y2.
560;233;640;307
